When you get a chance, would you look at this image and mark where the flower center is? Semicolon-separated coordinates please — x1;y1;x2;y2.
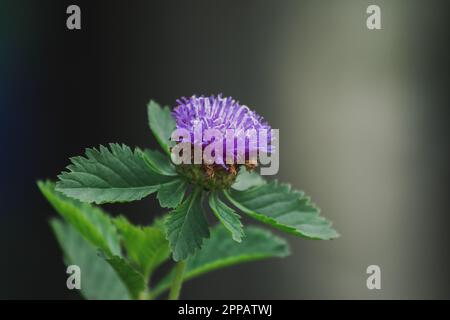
176;164;239;190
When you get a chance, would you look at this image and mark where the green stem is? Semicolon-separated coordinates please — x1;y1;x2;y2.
168;260;186;300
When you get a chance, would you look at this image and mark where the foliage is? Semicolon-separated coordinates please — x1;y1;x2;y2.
38;100;338;299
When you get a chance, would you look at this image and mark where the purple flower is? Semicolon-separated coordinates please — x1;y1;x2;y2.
172;94;272;167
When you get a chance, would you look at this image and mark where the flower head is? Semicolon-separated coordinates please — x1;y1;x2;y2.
173;94;270;134
173;94;271;159
171;94;273;189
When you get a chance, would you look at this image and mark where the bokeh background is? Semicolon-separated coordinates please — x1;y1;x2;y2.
1;0;449;299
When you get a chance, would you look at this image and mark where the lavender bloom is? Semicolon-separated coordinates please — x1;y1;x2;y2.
172;94;272;167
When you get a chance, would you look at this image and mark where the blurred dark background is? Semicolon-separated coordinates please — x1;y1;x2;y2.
1;0;449;299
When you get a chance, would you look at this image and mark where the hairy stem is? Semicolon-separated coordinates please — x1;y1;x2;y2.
168;260;186;300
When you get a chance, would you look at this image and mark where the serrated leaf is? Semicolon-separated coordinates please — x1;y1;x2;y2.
157;178;188;208
104;255;146;299
151;224;289;297
38;180;120;255
142;149;177;176
232;169;266;191
165;189;210;261
147;100;176;155
39;181;145;299
113;216;170;279
209;192;244;242
50;219;130;300
224;181;339;240
56;143;172;204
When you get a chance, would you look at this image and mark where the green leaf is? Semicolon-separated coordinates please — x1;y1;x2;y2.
104;255;146;299
151;224;289;298
113;216;170;279
38;180;120;255
142;149;177;176
224;181;339;240
147;100;176;155
50;219;130;300
209;192;244;242
157;178;188;208
39;181;146;299
165;188;210;261
232;169;266;191
56;143;172;204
